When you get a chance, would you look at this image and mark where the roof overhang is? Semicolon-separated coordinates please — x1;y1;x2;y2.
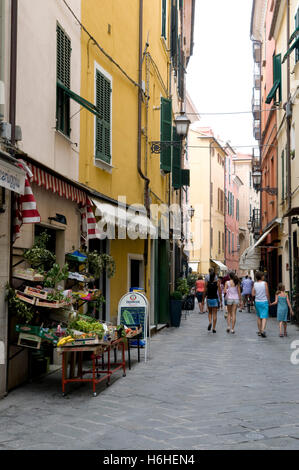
250;0;267;41
253;218;282;248
211;259;228;271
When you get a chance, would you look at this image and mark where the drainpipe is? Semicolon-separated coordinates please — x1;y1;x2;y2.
6;0;18;396
286;0;293;299
138;0;150;291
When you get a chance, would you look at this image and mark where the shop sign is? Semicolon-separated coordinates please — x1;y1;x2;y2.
0;158;26;195
118;292;149;362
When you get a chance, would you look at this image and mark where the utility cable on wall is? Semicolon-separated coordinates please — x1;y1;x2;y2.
61;0;146;96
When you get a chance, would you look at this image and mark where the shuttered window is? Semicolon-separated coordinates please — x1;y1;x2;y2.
266;53;281;104
295;9;299;62
172;126;182;189
95;69;111;164
56;24;71;136
160;97;172;173
162;0;167;39
281;150;285;200
171;0;178;68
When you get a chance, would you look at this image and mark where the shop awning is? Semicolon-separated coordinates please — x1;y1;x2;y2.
0;154;26;195
253;218;282;248
211;259;228;271
91;198;157;237
239;245;261;271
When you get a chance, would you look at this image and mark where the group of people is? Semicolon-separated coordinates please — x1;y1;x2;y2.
195;268;294;337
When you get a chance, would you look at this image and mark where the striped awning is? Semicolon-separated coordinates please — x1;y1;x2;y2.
28;163;87;206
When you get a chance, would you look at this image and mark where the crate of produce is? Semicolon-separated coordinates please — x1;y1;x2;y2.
18;332;42;349
16;291;36;305
16;325;58;344
24;286;48;300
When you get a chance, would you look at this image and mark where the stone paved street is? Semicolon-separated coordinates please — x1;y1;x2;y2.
1;306;299;450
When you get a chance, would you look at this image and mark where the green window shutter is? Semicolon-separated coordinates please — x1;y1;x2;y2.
56;24;71;136
181;169;190;187
296;10;299;62
162;0;167;39
281;150;285;200
95;69;111;164
171;0;178;66
57;24;71;88
160;97;172;173
267;54;281;103
172;126;182;189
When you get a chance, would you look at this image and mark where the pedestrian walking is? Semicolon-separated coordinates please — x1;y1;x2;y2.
270;283;294;337
252;271;270;338
221;273;230;318
224;272;242;334
205;269;222;333
241;275;254;310
195;275;206;313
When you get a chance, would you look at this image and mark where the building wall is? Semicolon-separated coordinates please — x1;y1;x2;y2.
225;149;241;273
210;143;225;268
16;0;81;181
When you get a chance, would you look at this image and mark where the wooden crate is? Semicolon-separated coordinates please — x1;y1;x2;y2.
17;332;42;349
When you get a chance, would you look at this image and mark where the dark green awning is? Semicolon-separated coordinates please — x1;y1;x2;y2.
265;80;280;104
282;36;299;63
57;81;103;121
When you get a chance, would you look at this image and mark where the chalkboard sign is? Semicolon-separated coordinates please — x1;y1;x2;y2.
118;292;149;362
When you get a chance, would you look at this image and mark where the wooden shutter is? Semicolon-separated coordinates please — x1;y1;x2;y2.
162;0;167;39
160;97;172;173
296;10;299;62
171;0;178;67
95;70;111;163
281;150;285;200
273;54;282;103
57;24;71;88
181;169;190;187
172;126;182;189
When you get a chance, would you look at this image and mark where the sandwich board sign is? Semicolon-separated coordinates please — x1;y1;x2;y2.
117;292;149;362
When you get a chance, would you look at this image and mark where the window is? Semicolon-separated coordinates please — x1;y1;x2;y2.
281;150;285;201
95;68;112;164
222;232;224;252
232;233;234;253
265;53;281;104
211;227;213;248
210;182;213;206
161;0;167;39
56;24;71;137
236;199;240;221
218;231;221;254
161;98;172;173
228;231;231;254
295;9;299;63
218;189;224;214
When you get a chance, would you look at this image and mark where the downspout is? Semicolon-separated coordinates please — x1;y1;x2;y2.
7;0;18;395
138;0;150;291
286;0;293;298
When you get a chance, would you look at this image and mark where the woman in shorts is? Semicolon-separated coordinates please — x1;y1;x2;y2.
224;272;242;334
205;269;222;333
252;271;270;338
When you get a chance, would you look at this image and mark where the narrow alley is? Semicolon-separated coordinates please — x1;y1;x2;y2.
1;306;299;450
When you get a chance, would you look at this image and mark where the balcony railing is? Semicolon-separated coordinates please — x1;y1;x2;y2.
253;42;261;63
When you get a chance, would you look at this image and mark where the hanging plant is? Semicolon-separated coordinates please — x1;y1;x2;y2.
6;285;34;323
86;251;116;279
23;231;56;273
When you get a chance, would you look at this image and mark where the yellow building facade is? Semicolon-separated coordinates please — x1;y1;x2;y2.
80;0;195;324
189;126;226;276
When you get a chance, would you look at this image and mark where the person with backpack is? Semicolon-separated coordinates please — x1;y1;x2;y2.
204;268;222;333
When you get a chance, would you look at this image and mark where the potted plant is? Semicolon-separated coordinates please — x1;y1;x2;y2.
169;290;184;327
23;231;56;273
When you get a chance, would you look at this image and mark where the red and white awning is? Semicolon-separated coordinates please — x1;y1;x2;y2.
28;163;87;206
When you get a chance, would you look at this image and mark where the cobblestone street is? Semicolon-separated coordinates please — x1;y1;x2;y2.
1;306;299;450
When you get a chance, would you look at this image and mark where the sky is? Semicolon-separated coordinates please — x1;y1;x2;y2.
186;0;257;154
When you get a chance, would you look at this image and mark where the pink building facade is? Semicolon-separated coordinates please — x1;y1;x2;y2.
225;145;243;273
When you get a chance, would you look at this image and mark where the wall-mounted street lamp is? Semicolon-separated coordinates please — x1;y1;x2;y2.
252;169;278;195
188;205;195;220
151;111;191;154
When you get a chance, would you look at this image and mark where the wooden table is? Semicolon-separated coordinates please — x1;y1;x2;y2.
58;337;126;397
